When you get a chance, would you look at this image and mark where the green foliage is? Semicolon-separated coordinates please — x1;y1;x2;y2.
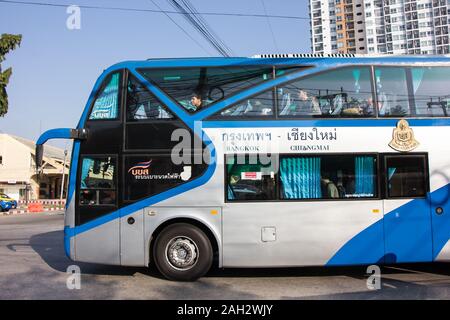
0;34;22;117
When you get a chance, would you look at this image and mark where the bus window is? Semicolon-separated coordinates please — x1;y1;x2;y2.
277;67;374;118
410;67;450;117
79;156;116;205
126;74;174;121
89;72;120;120
279;154;377;200
226;155;277;201
384;155;428;198
374;67;411;117
215;90;274;117
138;66;275;113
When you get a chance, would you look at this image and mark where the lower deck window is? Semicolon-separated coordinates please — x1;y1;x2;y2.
226;155;277;201
79;156;116;205
385;155;427;198
279;154;377;200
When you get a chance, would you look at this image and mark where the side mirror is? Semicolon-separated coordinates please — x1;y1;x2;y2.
35;144;43;173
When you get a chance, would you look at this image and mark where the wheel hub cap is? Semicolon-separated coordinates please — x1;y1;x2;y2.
167;237;198;270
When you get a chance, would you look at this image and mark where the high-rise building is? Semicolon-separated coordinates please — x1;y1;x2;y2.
309;0;450;54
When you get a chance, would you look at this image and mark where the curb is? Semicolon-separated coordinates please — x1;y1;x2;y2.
2;207;64;215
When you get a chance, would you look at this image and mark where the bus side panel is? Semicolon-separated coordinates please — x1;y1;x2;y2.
74;219;120;265
222;201;384;267
428;143;450;261
120;209;145;266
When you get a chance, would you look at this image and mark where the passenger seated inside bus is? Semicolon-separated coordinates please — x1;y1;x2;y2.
279;89;322;116
178;91;206;112
321;176;339;199
219;98;273;117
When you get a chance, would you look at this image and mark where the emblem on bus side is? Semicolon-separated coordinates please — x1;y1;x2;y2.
389;119;419;152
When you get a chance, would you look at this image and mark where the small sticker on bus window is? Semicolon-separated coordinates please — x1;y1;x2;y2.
241;172;262;180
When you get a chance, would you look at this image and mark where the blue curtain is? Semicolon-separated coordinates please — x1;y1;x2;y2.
89;73;120;119
80;158;93;189
352;69;361;94
280;157;321;199
355;156;374;196
411;68;425;94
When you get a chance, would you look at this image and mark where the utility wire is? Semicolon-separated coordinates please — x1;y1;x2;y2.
260;0;279;53
0;0;311;20
167;0;233;57
148;0;212;56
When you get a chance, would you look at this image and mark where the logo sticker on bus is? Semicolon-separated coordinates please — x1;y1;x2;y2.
389;119;419;152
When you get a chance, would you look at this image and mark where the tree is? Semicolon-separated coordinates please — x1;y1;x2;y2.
0;34;22;117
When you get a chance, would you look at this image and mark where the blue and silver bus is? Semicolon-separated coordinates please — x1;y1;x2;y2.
36;54;450;281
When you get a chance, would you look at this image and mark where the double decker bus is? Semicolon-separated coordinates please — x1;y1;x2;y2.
36;54;450;281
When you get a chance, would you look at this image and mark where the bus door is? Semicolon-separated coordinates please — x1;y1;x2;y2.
382;154;433;263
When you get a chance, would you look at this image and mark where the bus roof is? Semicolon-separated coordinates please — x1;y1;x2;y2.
108;54;450;71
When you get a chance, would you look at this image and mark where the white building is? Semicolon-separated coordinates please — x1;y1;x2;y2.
309;0;450;54
0;133;70;200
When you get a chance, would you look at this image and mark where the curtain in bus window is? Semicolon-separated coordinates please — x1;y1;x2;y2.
352;69;361;94
412;68;425;93
375;67;411;117
80;158;94;189
354;156;374;197
280;157;321;199
89;73;120;120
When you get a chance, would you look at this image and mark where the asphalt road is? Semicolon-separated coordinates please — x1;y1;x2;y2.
0;212;449;300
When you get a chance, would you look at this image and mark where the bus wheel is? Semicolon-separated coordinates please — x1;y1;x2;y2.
153;223;213;281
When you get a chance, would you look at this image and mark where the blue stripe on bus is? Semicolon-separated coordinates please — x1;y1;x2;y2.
64;135;217;238
327;184;450;265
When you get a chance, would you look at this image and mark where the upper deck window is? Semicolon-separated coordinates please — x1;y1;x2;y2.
138;66;304;113
126;74;174;121
409;67;450;117
89;72;120;120
374;67;411;117
277;67;374;118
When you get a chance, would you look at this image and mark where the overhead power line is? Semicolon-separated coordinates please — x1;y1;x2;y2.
260;0;279;53
167;0;234;57
0;0;311;21
148;0;212;56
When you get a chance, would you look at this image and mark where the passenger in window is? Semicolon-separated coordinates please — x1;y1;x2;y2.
280;89;321;116
191;92;203;110
361;97;375;116
297;89;321;115
321;176;339;199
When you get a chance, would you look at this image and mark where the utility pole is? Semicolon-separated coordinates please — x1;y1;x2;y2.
60;149;67;203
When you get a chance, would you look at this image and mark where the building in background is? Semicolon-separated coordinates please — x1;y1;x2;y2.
310;0;450;54
0;133;70;200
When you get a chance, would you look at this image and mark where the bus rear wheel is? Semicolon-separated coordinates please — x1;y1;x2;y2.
153;223;213;281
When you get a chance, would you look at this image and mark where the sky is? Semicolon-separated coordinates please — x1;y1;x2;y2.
0;0;311;148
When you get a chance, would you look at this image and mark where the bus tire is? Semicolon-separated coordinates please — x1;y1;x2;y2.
153;223;213;281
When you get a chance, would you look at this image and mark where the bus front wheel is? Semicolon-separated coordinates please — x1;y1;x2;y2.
153;223;213;281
